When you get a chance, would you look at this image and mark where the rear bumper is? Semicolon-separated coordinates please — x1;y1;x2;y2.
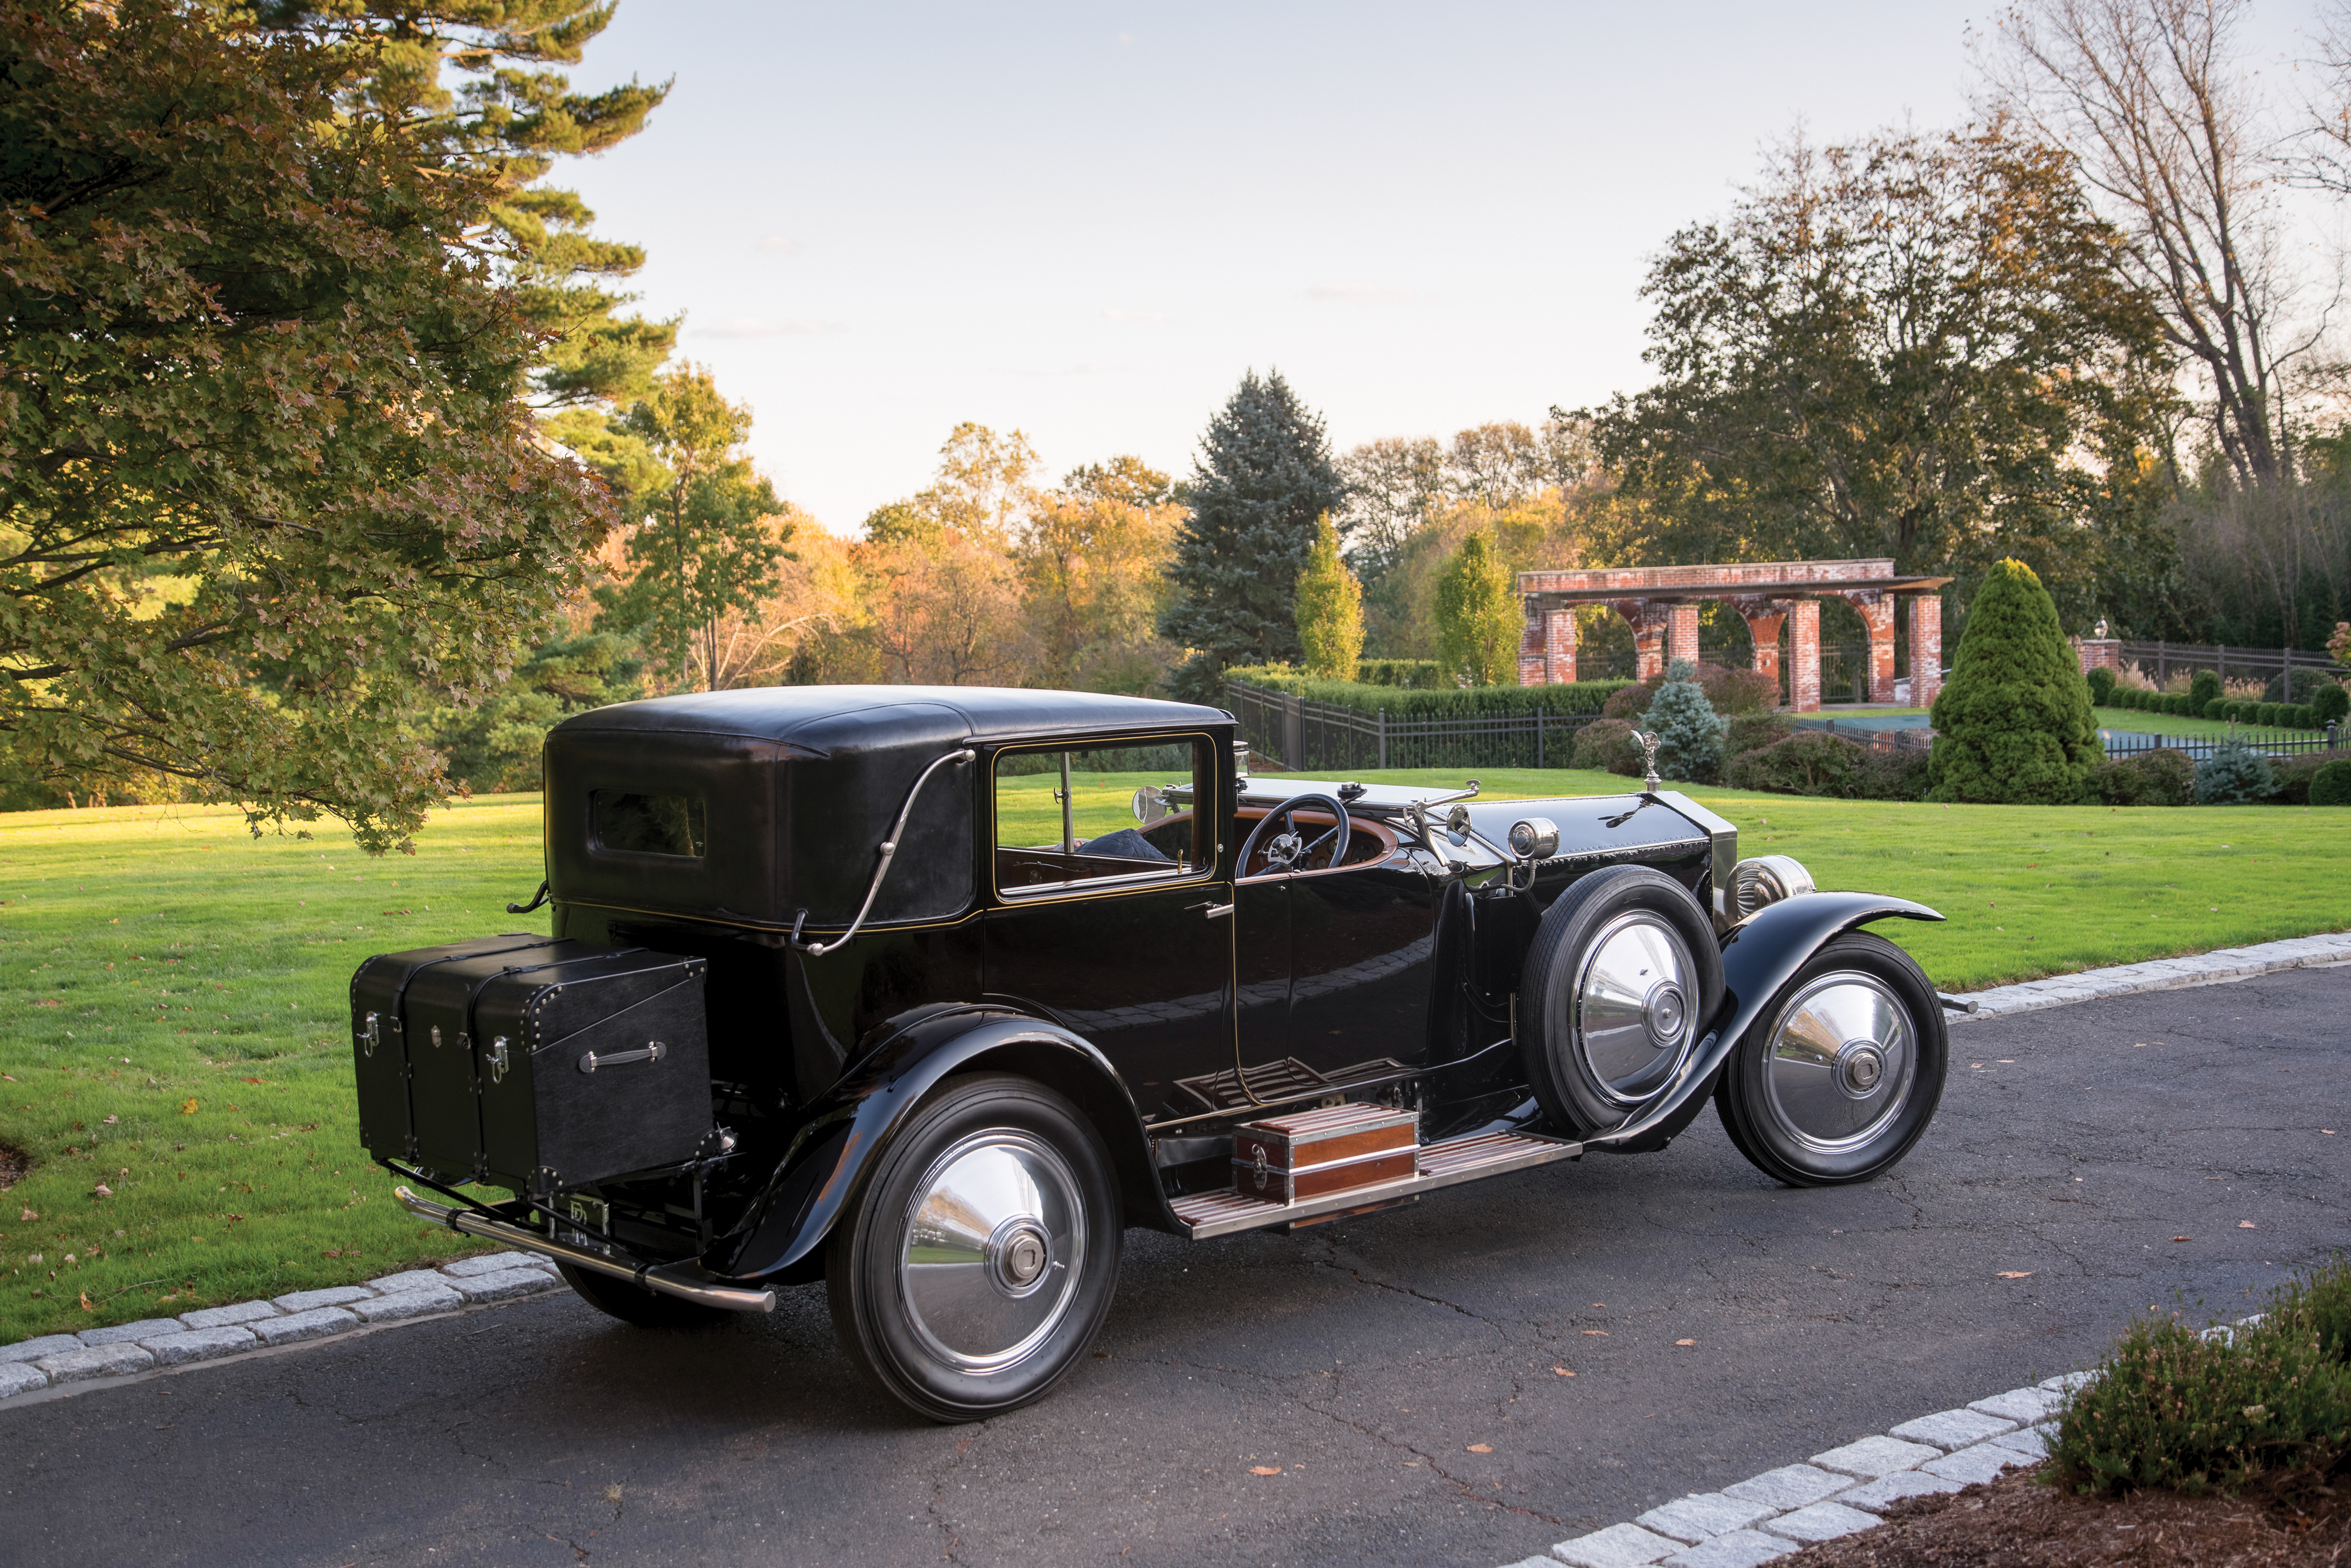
395;1187;776;1314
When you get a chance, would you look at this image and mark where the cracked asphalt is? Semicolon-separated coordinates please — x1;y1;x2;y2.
4;964;2347;1568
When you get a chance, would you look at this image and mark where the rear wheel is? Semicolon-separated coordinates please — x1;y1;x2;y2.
827;1074;1121;1423
1715;932;1947;1186
557;1261;732;1329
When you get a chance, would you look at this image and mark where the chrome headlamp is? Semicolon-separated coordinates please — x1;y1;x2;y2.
1728;854;1816;921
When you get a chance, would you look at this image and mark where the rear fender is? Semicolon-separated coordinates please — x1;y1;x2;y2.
1583;892;1944;1151
711;1009;1164;1281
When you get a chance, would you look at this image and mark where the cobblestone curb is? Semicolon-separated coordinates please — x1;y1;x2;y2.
1503;1377;2078;1568
1948;930;2351;1022
0;1248;561;1404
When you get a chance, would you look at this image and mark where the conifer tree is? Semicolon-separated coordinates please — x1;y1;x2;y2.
1161;371;1345;702
1928;559;2103;802
1434;530;1520;686
1294;514;1364;680
1640;659;1729;782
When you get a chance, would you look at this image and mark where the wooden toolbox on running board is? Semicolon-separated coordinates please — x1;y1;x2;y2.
1232;1104;1419;1204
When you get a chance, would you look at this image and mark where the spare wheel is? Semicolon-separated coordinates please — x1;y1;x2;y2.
1520;865;1723;1135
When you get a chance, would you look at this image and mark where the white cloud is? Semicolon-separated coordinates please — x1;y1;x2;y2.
695;316;845;338
1303;282;1425;305
1100;307;1171;324
755;235;804;255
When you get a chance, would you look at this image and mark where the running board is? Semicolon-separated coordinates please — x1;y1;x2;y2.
1169;1128;1582;1239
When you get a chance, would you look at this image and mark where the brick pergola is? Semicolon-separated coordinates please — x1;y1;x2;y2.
1515;558;1954;712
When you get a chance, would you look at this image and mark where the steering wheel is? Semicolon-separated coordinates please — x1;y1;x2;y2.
1237;792;1352;877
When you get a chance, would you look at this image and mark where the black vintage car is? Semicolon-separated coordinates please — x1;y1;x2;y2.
351;686;1953;1421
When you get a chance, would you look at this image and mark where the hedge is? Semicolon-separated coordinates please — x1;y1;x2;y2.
2101;685;2325;731
1225;666;1632;718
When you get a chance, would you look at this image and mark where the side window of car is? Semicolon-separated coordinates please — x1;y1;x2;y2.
994;736;1212;896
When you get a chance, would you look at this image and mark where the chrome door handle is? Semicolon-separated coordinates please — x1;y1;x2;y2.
1191;901;1234;920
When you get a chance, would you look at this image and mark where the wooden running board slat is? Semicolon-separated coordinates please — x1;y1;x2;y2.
1169;1127;1582;1239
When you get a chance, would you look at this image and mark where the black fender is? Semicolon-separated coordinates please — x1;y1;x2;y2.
1581;892;1944;1152
708;1007;1166;1282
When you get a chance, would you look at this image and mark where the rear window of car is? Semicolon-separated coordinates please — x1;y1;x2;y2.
994;738;1212;896
591;790;708;859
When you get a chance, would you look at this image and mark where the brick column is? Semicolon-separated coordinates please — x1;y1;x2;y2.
1742;609;1787;705
1846;590;1897;704
1518;607;1546;686
1667;603;1701;669
1786;599;1821;712
1909;594;1944;711
2074;636;2121;675
1544;609;1577;684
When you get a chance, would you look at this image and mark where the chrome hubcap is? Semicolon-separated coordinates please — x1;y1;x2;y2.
897;1131;1086;1373
1575;912;1699;1104
1762;973;1916;1152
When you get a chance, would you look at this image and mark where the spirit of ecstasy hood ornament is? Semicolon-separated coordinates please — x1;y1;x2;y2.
1629;729;1663;793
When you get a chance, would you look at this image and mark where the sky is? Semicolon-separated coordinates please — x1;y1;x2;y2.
558;2;2329;533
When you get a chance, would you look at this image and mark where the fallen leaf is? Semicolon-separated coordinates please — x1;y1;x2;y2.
2325;1130;2338;1136
1466;1443;1493;1454
1998;1271;2034;1279
2173;1236;2192;1242
18;1208;35;1222
78;1291;95;1312
1552;1366;1575;1377
101;1114;117;1125
179;1098;198;1115
1674;1338;1696;1346
92;1184;112;1198
1248;1466;1281;1476
1582;1329;1608;1336
2240;1221;2258;1229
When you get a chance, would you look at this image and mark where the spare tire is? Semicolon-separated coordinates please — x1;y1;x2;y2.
1520;865;1723;1135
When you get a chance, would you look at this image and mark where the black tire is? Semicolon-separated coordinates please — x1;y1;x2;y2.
1521;865;1724;1135
1715;931;1948;1187
557;1261;732;1329
826;1074;1121;1423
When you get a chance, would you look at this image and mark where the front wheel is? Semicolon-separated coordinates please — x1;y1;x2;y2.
827;1073;1121;1423
1714;932;1947;1186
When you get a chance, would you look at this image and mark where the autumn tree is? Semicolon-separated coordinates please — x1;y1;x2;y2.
1161;371;1345;702
1434;531;1520;686
1294;515;1365;680
0;0;613;850
1019;460;1181;693
595;365;791;692
1583;122;2174;631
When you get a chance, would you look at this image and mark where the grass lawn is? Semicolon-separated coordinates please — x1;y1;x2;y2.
5;770;2345;1346
2091;705;2333;741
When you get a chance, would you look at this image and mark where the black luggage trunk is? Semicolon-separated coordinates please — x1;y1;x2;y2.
351;937;714;1197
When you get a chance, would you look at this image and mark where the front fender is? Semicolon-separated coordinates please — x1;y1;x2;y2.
1582;891;1944;1151
711;1009;1158;1281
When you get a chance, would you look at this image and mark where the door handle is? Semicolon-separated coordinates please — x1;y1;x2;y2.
1191;901;1234;920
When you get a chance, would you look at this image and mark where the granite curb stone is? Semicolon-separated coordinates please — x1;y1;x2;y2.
0;1334;83;1365
1923;1442;2027;1486
273;1286;376;1313
0;1362;49;1398
1888;1408;2017;1450
1949;930;2351;1022
1721;1466;1851;1511
1550;1523;1683;1567
351;1286;465;1323
1968;1387;2059;1424
448;1268;560;1304
1659;1529;1790;1567
1757;1503;1880;1544
1636;1494;1780;1544
77;1318;185;1348
180;1300;283;1330
36;1342;155;1383
1824;1470;1968;1514
1809;1435;1943;1478
249;1306;359;1346
142;1326;258;1366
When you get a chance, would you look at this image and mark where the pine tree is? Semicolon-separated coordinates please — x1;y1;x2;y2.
1161;371;1345;702
1294;514;1364;680
1928;558;2104;803
1434;530;1520;686
1640;659;1728;782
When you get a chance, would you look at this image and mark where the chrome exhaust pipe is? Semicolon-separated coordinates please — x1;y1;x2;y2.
394;1187;776;1314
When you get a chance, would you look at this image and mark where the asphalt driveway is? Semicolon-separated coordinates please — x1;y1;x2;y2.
4;964;2346;1568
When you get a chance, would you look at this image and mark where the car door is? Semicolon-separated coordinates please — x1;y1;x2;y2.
980;732;1234;1126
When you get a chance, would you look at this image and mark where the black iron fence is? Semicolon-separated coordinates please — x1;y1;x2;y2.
2117;640;2340;693
1225;681;1602;772
2101;724;2343;762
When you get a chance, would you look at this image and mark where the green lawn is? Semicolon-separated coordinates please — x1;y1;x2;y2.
4;773;2344;1346
2092;705;2331;741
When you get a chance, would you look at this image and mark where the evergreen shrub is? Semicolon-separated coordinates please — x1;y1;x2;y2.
2193;740;2277;805
2293;703;2317;730
2312;760;2351;806
2202;698;2230;721
1639;659;1727;783
1724;712;1793;758
2189;669;2222;709
2269;668;2340;703
2270;752;2351;805
1354;659;1443;688
1570;718;1642;776
1928;558;2103;803
2316;682;2351;725
2087;666;2117;705
2258;702;2282;728
2090;748;2194;807
1721;732;1930;800
1600;662;1778;719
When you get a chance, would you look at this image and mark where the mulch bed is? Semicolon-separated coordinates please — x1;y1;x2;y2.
1785;1469;2351;1567
0;1141;28;1191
